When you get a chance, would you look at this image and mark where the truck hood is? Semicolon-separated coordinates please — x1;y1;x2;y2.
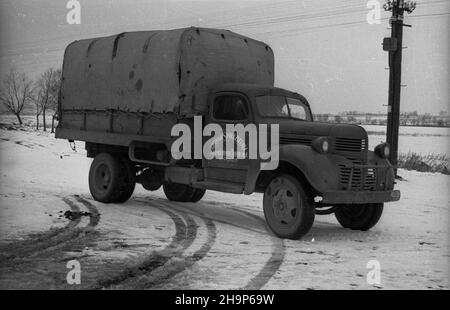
262;120;367;139
261;119;369;149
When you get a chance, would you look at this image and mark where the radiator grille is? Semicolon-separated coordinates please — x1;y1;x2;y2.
335;137;366;153
339;165;377;191
279;135;312;145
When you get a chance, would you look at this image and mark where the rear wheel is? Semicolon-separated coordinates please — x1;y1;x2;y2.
115;157;136;203
263;174;315;240
163;182;206;202
334;203;383;231
88;153;136;203
189;188;206;202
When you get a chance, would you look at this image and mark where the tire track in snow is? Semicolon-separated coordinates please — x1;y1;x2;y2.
145;198;267;234
138;201;217;289
73;195;101;227
0;197;86;263
61;198;83;229
95;206;198;289
229;208;285;290
147;198;282;290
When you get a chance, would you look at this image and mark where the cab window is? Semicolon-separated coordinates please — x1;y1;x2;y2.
256;95;311;121
213;95;249;121
255;95;289;118
286;97;309;120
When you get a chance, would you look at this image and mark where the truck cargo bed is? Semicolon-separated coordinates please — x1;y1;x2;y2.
57;27;274;146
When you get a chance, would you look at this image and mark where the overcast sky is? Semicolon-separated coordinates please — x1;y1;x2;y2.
0;0;448;114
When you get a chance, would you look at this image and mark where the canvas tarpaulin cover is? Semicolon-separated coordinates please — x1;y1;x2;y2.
61;27;274;116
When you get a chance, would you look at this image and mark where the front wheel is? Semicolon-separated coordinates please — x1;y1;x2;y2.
263;174;315;240
334;203;383;231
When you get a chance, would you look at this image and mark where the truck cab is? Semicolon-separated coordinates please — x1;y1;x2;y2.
203;83;398;198
166;83;399;239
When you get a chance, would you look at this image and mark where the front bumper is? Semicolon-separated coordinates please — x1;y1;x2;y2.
321;189;400;204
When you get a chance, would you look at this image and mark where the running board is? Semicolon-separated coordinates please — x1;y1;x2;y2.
192;181;243;194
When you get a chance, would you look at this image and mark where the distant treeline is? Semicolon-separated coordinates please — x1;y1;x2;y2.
314;111;450;127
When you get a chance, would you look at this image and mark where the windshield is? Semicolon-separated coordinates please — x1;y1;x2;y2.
255;95;312;121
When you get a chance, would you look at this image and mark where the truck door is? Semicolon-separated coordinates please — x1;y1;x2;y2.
203;92;253;193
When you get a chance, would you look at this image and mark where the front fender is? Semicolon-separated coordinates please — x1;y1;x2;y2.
279;144;341;191
244;144;340;194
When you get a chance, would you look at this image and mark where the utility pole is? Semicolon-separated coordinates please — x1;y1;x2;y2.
383;0;416;174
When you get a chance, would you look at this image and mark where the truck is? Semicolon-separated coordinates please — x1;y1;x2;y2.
55;27;400;240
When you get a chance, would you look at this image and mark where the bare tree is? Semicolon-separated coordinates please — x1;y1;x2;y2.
0;68;34;125
49;69;62;133
33;91;43;130
35;68;61;131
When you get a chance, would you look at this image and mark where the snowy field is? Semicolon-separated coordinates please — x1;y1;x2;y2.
362;125;450;156
0;124;449;289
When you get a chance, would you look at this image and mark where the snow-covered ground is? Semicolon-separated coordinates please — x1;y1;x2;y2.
362;125;450;156
0;127;448;289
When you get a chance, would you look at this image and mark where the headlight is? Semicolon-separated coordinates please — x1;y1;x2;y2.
374;143;390;158
312;137;330;153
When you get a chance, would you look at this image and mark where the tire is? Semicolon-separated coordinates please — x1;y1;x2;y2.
88;153;136;203
263;174;315;240
115;156;136;203
163;182;205;203
334;203;383;231
189;188;206;202
139;169;163;191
